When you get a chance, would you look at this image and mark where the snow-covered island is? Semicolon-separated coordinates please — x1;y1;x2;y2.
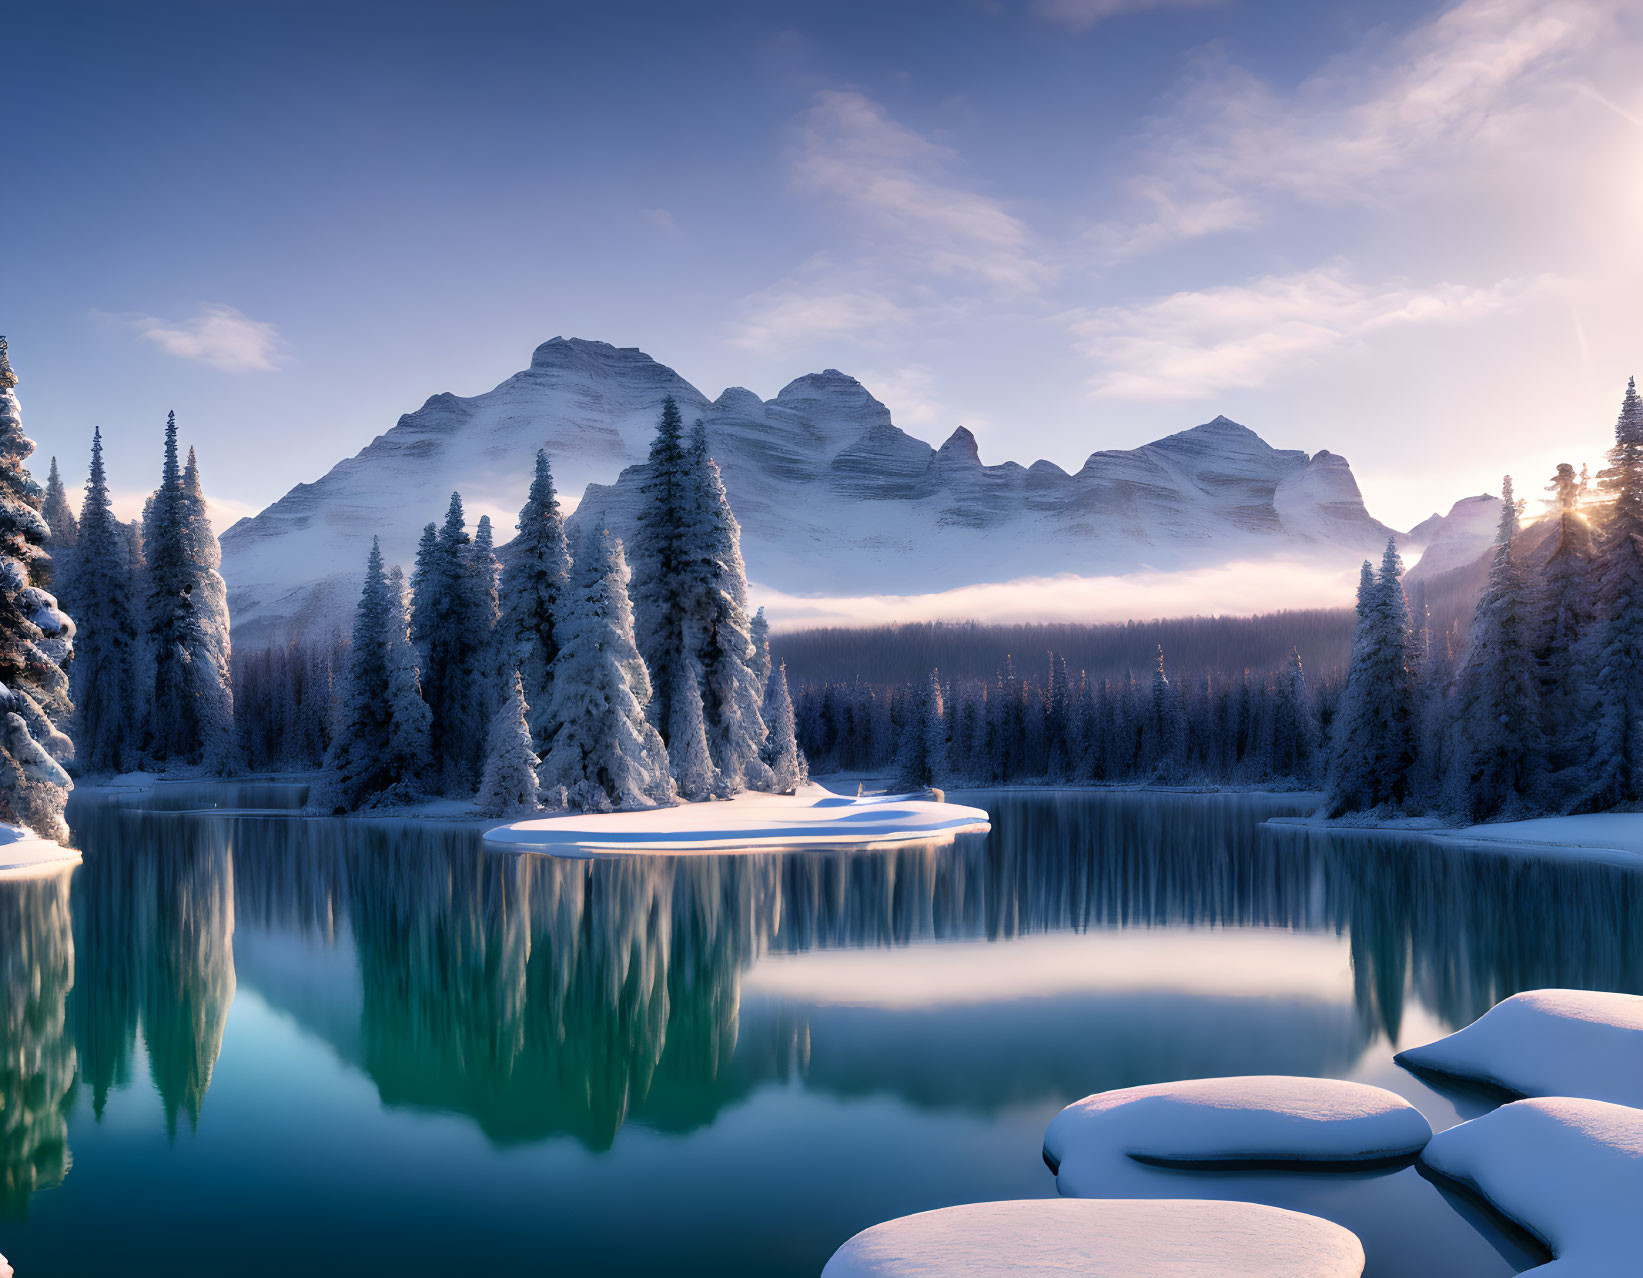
484;782;990;855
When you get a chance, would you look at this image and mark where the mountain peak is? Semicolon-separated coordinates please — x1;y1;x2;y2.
529;336;659;370
773;368;892;431
938;425;981;465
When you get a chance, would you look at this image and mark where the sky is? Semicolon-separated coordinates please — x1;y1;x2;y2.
6;0;1643;535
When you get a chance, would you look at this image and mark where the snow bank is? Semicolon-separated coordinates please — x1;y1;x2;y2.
0;822;80;879
821;1198;1365;1277
483;783;990;854
1420;1097;1643;1275
1045;1077;1430;1194
1396;989;1643;1107
1452;813;1643;862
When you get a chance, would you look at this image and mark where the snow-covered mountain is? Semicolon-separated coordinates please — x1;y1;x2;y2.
221;338;1399;646
1403;494;1502;584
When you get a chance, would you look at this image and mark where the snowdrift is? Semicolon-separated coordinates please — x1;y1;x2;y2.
821;1198;1365;1277
483;784;990;855
1044;1077;1430;1196
1396;989;1643;1107
0;822;80;878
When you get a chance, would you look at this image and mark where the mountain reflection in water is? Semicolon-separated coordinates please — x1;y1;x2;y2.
0;786;1638;1275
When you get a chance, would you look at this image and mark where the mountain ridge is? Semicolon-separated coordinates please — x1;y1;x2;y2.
222;337;1408;647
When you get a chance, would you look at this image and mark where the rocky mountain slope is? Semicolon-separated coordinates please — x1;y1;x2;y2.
222;338;1402;646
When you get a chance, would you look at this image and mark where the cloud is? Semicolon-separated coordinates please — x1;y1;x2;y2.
792;89;1052;291
731;281;908;355
753;556;1360;630
1095;0;1622;258
642;207;679;233
1069;264;1538;399
127;304;285;372
1033;0;1226;32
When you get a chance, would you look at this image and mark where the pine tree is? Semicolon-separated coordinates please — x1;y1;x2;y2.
681;422;771;790
466;513;503;722
749;606;772;694
497;449;571;751
383;565;433;794
538;529;676;812
1269;649;1319;784
1448;477;1545;821
1581;379;1643;809
0;338;76;840
1537;462;1596;783
761;660;806;793
316;539;395;812
476;669;540;816
178;447;235;771
629;396;693;750
1325;543;1415;815
411;495;480;789
40;455;78;584
65;428;139;774
895;668;946;789
666;662;721;802
143;410;196;762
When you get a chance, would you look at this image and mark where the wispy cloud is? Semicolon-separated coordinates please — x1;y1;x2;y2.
124;304;285;372
1094;0;1621;259
731;282;908;355
793;89;1053;291
1070;264;1539;399
1033;0;1226;32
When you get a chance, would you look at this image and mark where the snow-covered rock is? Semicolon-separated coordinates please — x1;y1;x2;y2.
1045;1077;1430;1194
483;782;990;854
1396;989;1643;1107
821;1198;1366;1277
0;822;79;878
221;339;1398;645
1420;1097;1643;1276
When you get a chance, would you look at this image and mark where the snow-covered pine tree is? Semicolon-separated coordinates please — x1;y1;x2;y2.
1046;653;1072;780
681;422;771;791
1580;379;1643;809
466;513;503;723
1269;649;1319;784
411;495;480;790
497;449;571;752
476;669;540;816
538;528;675;813
316;538;395;812
749;606;772;695
383;565;433;795
178;447;235;771
895;669;946;789
0;338;76;840
629;396;693;750
40;455;78;582
1536;462;1596;783
1447;476;1545;821
761;660;806;793
666;661;722;802
1320;555;1386;808
142;411;196;762
65;427;139;774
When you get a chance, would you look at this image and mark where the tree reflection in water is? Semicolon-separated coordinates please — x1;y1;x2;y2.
0;786;1637;1217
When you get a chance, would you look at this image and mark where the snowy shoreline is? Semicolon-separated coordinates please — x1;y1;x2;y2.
0;824;80;879
1267;812;1643;868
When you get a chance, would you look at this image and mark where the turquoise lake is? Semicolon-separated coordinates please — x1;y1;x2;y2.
2;785;1640;1275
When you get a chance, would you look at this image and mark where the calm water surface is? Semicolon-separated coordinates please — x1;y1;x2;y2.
2;785;1641;1276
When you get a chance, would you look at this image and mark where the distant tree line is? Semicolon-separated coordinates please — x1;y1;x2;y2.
775;611;1358;690
800;646;1336;791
